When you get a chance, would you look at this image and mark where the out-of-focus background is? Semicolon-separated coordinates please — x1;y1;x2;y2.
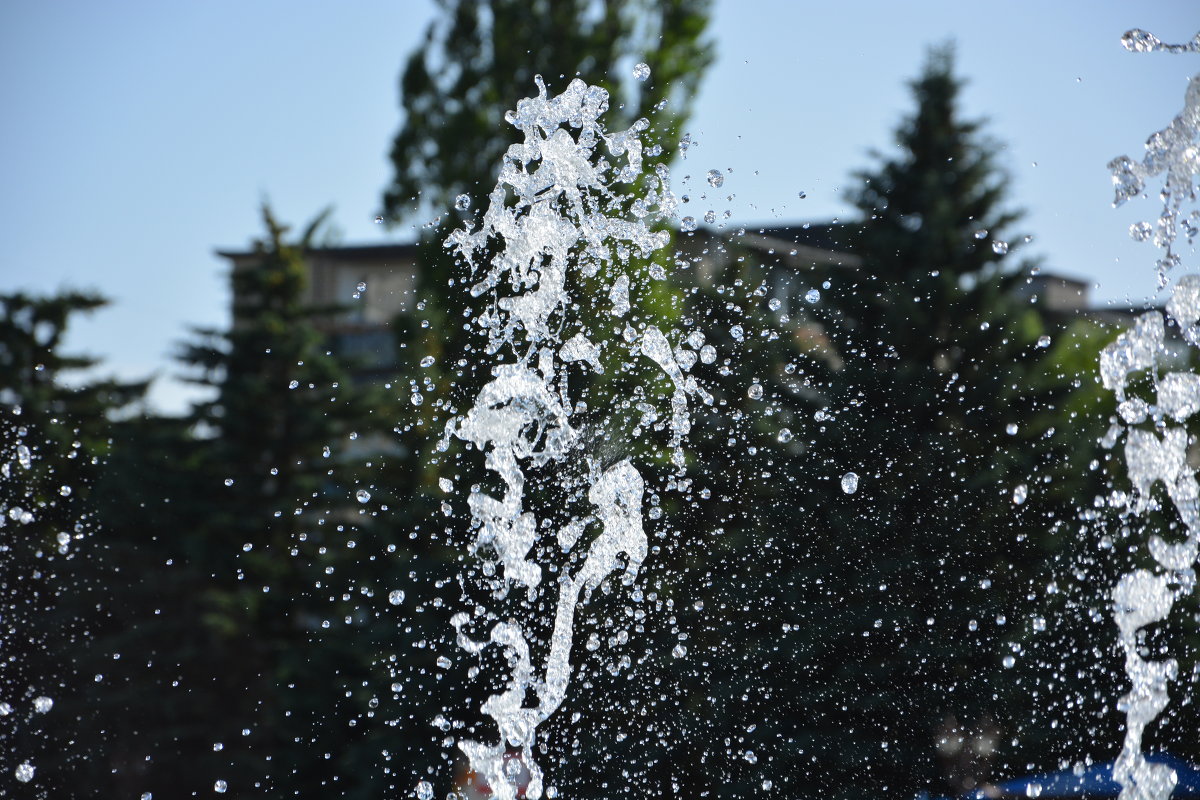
0;0;1191;412
1;2;1198;799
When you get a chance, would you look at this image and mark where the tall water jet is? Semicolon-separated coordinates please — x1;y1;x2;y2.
438;75;705;799
1101;29;1200;800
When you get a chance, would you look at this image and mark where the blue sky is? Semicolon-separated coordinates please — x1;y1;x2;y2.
1;1;1195;413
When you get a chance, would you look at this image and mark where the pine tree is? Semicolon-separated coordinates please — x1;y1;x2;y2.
655;46;1113;799
784;45;1112;797
0;291;148;793
169;204;403;796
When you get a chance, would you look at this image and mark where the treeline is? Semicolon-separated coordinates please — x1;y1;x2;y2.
2;4;1196;798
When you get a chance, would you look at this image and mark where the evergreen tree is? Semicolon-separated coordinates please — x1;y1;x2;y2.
653;46;1114;799
0;291;148;795
781;45;1112;797
166;204;404;796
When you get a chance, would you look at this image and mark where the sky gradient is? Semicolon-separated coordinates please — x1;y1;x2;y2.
1;1;1195;412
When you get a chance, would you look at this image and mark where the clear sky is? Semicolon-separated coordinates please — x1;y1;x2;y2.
1;1;1195;413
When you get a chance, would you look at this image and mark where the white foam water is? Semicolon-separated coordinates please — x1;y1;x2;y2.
440;76;703;799
1100;30;1200;800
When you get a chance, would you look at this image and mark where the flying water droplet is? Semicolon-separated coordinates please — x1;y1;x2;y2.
841;472;859;494
1006;423;1019;436
706;169;724;188
974;229;988;240
680;216;697;232
355;489;371;504
356;281;367;293
420;356;435;368
374;215;384;224
805;289;820;304
32;696;52;713
1130;221;1153;242
224;478;234;487
1122;29;1161;52
416;780;434;800
214;780;228;794
699;345;716;364
1036;335;1051;349
389;590;405;606
1012;484;1028;505
15;762;34;783
747;383;764;400
777;428;793;443
632;62;651;81
455;194;471;211
992;240;1009;255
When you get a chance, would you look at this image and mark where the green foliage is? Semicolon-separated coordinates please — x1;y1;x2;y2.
381;0;712;224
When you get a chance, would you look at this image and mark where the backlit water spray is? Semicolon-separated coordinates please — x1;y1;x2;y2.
438;73;706;799
1100;29;1200;800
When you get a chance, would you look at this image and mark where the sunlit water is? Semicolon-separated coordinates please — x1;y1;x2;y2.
438;73;707;799
1100;28;1200;800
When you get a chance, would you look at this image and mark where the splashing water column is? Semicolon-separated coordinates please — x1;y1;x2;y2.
1101;29;1200;800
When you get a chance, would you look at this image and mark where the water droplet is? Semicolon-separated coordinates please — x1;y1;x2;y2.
706;169;724;188
1129;221;1153;242
224;478;234;487
59;485;71;497
142;794;153;800
288;380;299;389
1012;484;1028;505
841;472;859;494
777;428;793;443
797;191;807;199
992;241;1009;255
417;780;434;800
15;762;34;783
374;215;384;224
671;644;688;658
747;383;763;400
1006;423;1019;436
455;194;471;211
1122;29;1161;52
1036;335;1051;349
633;62;651;81
214;779;228;793
32;696;52;713
805;289;820;304
763;780;774;791
974;229;988;240
410;393;424;406
768;298;781;311
356;281;367;293
699;345;716;364
730;324;744;341
16;444;31;469
0;703;12;716
322;445;331;458
356;489;371;504
680;216;698;232
389;590;405;606
420;356;435;368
